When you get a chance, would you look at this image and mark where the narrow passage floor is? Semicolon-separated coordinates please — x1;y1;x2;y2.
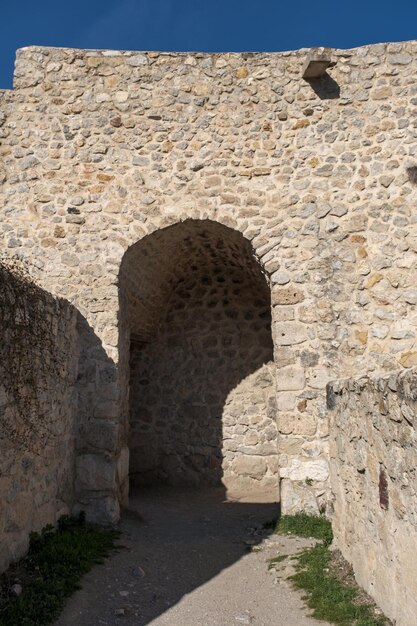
56;487;330;626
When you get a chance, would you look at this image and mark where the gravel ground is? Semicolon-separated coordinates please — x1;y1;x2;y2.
55;487;330;626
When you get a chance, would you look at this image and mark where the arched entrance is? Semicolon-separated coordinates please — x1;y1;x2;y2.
119;220;278;497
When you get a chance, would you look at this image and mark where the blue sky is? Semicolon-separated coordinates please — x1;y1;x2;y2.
1;0;416;88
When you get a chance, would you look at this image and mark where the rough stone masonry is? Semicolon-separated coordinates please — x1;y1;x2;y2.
329;368;417;626
0;41;416;610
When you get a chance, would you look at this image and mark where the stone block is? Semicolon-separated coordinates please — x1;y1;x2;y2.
275;322;308;346
302;52;332;79
276;392;297;411
84;420;119;452
281;479;320;515
400;352;417;367
279;413;317;436
276;365;306;391
74;495;120;525
272;286;304;306
76;454;116;491
308;368;330;389
271;270;291;285
233;455;267;480
238;443;277;456
280;458;329;482
127;54;148;66
275;346;296;368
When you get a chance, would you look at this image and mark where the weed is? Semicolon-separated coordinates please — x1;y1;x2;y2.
0;513;120;626
268;554;288;569
290;544;387;626
272;514;389;626
275;513;333;546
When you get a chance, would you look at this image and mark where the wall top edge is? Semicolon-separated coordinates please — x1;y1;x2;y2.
11;39;417;91
328;367;417;397
14;39;417;60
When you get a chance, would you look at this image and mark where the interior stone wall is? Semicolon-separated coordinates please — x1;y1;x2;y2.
0;266;79;572
128;259;277;491
329;369;417;626
122;220;277;493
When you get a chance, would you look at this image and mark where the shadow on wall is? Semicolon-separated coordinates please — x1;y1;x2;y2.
305;74;340;99
0;263;78;570
119;220;278;497
0;262;126;570
74;313;128;523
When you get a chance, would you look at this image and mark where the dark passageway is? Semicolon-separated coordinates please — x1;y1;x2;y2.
119;220;278;496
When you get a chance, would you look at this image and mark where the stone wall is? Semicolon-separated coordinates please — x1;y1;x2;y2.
329;368;417;626
0;41;416;517
0;264;78;572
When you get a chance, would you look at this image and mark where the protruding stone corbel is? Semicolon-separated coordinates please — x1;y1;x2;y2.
302;50;335;79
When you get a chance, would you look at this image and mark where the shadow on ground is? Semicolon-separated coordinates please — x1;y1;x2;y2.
55;487;280;626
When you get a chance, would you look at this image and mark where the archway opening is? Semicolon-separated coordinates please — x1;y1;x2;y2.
119;220;277;497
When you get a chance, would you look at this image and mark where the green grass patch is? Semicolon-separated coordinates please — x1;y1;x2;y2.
0;513;120;626
273;514;388;626
275;513;333;546
291;544;386;626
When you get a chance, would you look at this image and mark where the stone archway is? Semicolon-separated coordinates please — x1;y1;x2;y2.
119;219;278;497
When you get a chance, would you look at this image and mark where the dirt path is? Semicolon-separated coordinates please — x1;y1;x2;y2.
55;488;330;626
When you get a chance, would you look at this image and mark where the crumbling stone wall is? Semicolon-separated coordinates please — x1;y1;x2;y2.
329;369;417;626
0;265;78;572
0;41;416;520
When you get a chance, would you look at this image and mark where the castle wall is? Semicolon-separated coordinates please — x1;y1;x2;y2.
0;42;416;519
0;89;12;185
329;368;417;626
0;265;78;572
